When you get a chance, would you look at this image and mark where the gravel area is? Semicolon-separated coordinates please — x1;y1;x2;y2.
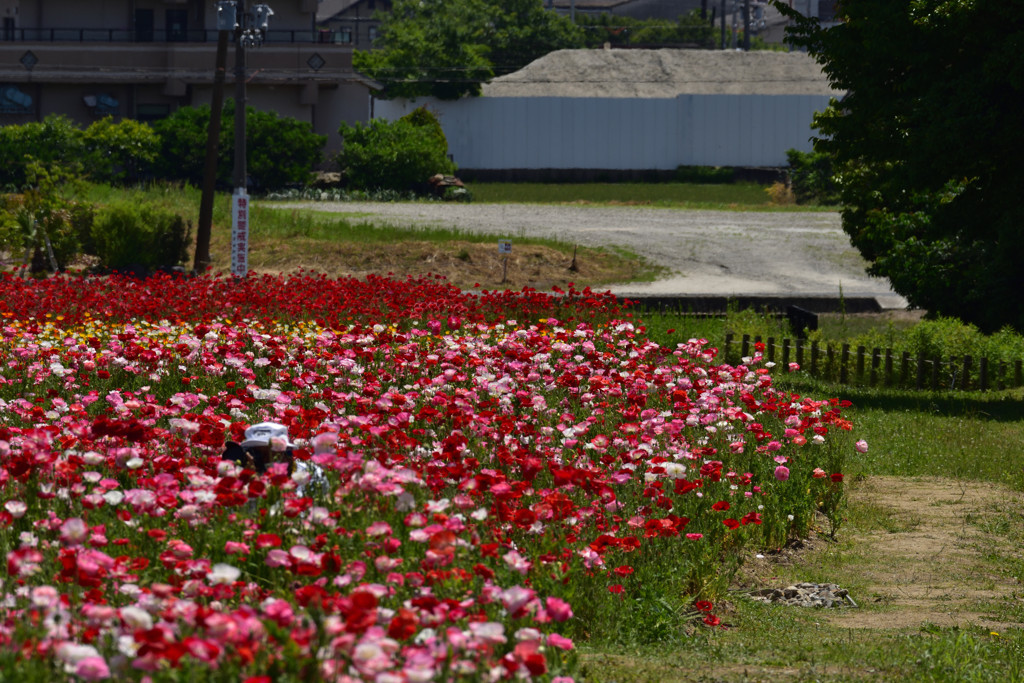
276;201;907;308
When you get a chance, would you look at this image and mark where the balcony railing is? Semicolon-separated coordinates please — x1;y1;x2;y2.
0;28;332;44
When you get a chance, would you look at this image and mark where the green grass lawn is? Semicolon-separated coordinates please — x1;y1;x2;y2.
468;182;833;210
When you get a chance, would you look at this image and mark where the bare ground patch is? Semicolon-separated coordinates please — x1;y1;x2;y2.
739;475;1024;632
206;236;656;291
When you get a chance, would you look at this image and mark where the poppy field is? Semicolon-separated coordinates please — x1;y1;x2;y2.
0;272;857;682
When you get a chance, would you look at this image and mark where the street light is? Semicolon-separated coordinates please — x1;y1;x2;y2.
230;1;273;278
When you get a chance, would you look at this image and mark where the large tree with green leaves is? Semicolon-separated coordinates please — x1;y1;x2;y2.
354;0;585;100
779;0;1024;332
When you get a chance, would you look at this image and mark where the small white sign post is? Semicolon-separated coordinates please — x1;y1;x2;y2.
498;240;512;283
231;189;249;277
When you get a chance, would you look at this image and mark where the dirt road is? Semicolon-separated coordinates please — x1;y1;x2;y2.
285;202;906;308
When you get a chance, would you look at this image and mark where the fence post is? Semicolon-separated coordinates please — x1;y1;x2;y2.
961;356;972;391
930;355;940;391
767;337;775;363
884;348;893;387
856;345;866;383
900;351;910;388
979;357;988;392
741;334;750;359
782;339;791;370
811;341;819;378
724;333;733;365
870;347;880;386
916;354;925;390
826;343;835;381
840;344;850;384
796;339;805;369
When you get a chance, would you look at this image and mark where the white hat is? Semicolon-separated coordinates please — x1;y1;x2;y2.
240;422;296;450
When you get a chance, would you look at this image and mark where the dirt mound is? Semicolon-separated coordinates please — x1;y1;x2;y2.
482;49;839;98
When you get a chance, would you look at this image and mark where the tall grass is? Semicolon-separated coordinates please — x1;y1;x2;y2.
77;183;609;251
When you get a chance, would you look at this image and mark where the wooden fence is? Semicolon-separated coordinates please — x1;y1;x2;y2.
722;333;1024;392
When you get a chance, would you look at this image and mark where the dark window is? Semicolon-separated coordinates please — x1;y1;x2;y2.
338;27;353;44
136;104;171;122
135;9;154;42
166;9;188;42
2;18;15;41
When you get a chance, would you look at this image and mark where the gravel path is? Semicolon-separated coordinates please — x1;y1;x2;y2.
276;201;906;307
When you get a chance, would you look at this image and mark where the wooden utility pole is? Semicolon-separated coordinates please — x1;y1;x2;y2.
193;29;229;273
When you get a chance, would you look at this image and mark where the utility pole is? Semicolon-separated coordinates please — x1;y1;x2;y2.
229;1;273;278
743;0;751;50
194;3;235;274
720;0;726;49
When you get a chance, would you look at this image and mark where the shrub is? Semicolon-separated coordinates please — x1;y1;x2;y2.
150;101;326;191
399;106;449;151
765;181;796;205
90;202;190;271
0;163;93;273
786;148;840;205
150;105;214;187
338;114;456;193
241;103;326;191
0;115;84;190
674;166;735;184
82;117;160;185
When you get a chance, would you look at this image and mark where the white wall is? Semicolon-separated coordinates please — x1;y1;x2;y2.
375;93;831;169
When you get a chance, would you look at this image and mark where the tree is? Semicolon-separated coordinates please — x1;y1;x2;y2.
338;107;456;192
82;117;160;185
576;11;714;48
354;0;584;100
0;115;83;190
779;0;1024;333
151;102;325;191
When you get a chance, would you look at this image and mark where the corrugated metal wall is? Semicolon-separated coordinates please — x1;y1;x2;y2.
375;94;831;169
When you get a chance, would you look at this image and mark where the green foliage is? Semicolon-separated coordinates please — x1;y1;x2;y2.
399;106;448;150
0;115;84;190
150;105;212;187
90;201;191;270
779;0;1024;333
82;117;160;185
674;165;735;184
0;162;92;272
577;11;714;48
785;148;839;205
150;101;325;191
239;102;326;191
338;117;456;192
354;0;584;100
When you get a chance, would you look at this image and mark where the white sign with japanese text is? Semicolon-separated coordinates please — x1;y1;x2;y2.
231;189;249;277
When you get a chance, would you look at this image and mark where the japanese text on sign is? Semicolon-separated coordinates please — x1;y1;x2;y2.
231;190;249;277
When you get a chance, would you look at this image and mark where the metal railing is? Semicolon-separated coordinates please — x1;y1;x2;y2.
0;27;330;44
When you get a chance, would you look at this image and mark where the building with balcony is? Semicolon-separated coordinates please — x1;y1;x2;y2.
316;0;390;50
0;0;378;154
